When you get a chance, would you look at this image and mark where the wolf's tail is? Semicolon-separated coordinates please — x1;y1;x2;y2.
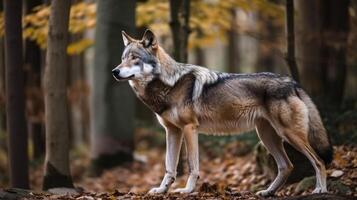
296;88;333;164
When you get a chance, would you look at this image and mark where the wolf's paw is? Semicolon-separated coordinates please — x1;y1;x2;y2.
255;189;275;197
172;187;194;193
312;187;327;194
148;187;167;194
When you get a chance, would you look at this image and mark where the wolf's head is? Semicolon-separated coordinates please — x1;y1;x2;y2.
112;29;160;81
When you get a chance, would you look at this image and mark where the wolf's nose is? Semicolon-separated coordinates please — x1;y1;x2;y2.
112;69;120;78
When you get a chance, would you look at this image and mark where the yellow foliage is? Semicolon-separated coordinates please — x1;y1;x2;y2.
0;2;96;55
0;0;283;53
136;0;284;49
67;38;94;55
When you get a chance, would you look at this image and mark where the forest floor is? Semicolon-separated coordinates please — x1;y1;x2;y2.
0;130;356;199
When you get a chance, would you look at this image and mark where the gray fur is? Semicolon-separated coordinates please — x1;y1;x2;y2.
113;30;332;196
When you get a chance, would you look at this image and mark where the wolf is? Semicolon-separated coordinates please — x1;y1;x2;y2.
112;29;333;197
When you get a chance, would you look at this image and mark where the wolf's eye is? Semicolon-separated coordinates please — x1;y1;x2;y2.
131;55;140;60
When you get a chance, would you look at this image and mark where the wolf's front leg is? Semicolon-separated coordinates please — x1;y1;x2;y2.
148;126;183;194
173;124;199;193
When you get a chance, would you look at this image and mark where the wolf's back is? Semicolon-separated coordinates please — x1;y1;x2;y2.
296;88;333;164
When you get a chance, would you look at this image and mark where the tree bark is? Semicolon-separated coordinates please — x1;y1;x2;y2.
320;0;349;105
227;9;239;73
169;0;191;176
256;14;278;72
43;0;73;190
24;0;45;160
295;0;349;106
295;0;323;96
0;38;6;148
89;0;136;176
69;33;87;147
169;0;190;62
195;47;205;67
285;0;300;82
4;0;29;189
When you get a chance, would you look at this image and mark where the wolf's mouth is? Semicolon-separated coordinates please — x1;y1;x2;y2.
114;74;134;81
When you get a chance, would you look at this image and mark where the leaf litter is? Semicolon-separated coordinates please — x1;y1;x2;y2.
16;136;357;199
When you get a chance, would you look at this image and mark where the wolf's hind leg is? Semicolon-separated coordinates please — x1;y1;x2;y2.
148;125;183;194
274;97;327;194
172;124;199;193
255;119;293;197
282;130;327;194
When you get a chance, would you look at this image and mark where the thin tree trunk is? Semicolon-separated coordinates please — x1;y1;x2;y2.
25;0;45;160
0;38;6;146
256;15;277;72
43;0;73;190
228;9;239;73
169;0;191;176
0;0;4;136
69;34;86;147
4;0;29;189
30;124;44;159
195;47;205;66
194;30;205;67
285;0;300;82
169;0;190;62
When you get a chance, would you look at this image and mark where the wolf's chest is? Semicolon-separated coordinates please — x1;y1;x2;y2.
130;78;172;114
129;73;196;116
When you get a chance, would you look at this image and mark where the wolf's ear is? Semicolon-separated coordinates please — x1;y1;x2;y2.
141;29;158;49
122;31;135;46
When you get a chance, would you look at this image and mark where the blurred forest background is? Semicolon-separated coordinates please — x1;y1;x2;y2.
0;0;356;199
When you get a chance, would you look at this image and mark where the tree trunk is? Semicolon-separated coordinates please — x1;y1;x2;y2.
29;124;44;159
69;34;87;148
0;0;4;138
285;0;300;82
169;0;190;62
4;0;29;189
194;30;205;67
0;38;6;149
295;0;349;106
169;0;191;176
24;0;45;160
227;9;239;73
320;0;349;105
295;0;324;96
195;47;205;66
43;0;73;190
256;14;278;72
89;0;136;176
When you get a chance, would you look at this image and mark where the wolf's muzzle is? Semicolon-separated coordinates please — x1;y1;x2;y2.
112;69;120;80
